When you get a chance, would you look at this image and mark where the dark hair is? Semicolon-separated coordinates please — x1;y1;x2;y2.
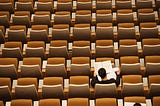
98;68;106;79
133;103;141;106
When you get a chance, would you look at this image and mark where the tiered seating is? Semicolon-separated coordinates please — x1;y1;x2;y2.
0;0;160;105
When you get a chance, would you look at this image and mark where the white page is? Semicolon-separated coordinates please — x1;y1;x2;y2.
124;102;146;106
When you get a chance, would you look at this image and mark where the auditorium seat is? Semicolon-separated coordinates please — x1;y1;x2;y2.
70;76;89;84
95;83;117;98
20;57;42;78
122;75;143;84
75;10;92;24
96;23;114;40
139;22;158;39
0;11;10;28
73;24;91;41
95;98;117;106
11;99;33;106
95;40;114;57
138;8;155;23
117;23;136;40
54;11;71;25
25;41;46;59
30;25;49;42
8;25;27;43
0;26;5;44
118;39;138;56
0;0;14;13
0;101;3;106
49;40;69;58
36;0;54;12
12;11;31;28
72;41;91;57
69;84;90;98
52;24;70;41
33;11;52;26
120;56;141;75
142;38;160;56
2;42;23;60
76;0;92;10
0;77;12;101
136;0;152;9
116;10;134;23
15;78;39;100
148;75;160;97
152;96;160;106
46;58;67;78
96;10;112;23
68;98;89;106
56;0;72;12
16;0;34;13
39;99;60;106
42;77;65;99
124;96;146;105
96;0;112;10
115;0;132;10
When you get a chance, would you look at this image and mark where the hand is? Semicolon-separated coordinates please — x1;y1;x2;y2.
116;70;120;75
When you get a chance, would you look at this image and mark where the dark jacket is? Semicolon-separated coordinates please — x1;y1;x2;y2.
91;74;120;88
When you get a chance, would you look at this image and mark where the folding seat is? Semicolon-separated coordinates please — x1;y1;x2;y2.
120;56;141;75
0;78;12;101
0;11;10;28
20;57;43;78
122;75;143;84
0;58;18;79
138;8;155;23
46;58;67;78
75;10;92;24
49;40;69;58
52;24;70;41
145;56;160;76
11;99;33;106
95;23;114;40
73;24;91;41
56;0;72;11
95;98;117;106
96;0;112;10
70;57;91;76
72;41;91;57
0;101;3;106
54;11;71;25
148;75;160;97
95;83;117;98
115;0;132;10
153;96;160;106
12;11;31;28
68;84;90;98
8;25;27;43
16;0;34;13
0;0;14;13
29;25;49;42
68;98;89;106
70;76;90;84
124;96;146;105
42;77;65;99
37;0;54;12
116;9;134;23
39;99;60;106
142;38;160;56
122;83;144;97
117;23;136;40
76;0;92;10
0;26;5;44
25;41;46;59
156;0;160;10
33;11;52;26
95;40;114;58
136;0;152;9
96;10;113;23
2;42;23;60
118;39;138;57
139;22;158;39
15;78;39;100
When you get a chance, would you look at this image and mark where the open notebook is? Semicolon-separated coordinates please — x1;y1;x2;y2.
94;60;119;81
124;102;146;106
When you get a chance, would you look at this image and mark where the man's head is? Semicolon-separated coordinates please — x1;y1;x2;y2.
133;103;141;106
98;68;106;79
